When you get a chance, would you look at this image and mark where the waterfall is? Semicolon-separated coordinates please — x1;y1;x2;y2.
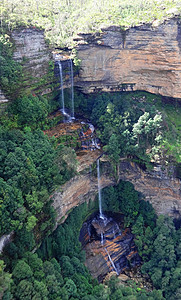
88;123;95;133
57;61;65;114
101;232;104;245
97;159;104;219
0;233;13;254
94;139;100;150
105;248;119;275
70;59;75;119
89;123;100;150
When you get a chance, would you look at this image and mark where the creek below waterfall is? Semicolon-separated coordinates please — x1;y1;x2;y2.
79;212;141;282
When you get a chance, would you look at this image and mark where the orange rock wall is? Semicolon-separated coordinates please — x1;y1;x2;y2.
75;18;181;98
53;172;115;224
53;158;181;224
118;161;181;217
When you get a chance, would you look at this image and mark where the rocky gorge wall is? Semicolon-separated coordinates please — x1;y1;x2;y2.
2;21;181;224
11;28;53;95
53;155;181;224
53;168;115;225
4;18;181;100
75;18;181;98
0;28;53;113
118;160;181;217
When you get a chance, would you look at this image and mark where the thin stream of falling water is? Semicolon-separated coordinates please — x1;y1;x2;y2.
101;232;104;245
57;61;65;114
97;159;104;219
70;59;75;119
0;233;12;254
105;247;119;275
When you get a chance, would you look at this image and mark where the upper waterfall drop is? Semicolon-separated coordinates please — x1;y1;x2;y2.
69;59;75;119
57;60;65;115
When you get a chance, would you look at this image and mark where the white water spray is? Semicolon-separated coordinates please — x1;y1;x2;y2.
88;123;95;133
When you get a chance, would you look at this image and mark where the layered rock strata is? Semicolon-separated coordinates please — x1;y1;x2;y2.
79;213;140;281
53;156;181;223
53;168;115;224
118;161;181;217
75;18;181;98
11;28;52;94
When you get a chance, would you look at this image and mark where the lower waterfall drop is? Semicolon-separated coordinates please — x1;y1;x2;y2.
97;159;104;220
101;232;104;245
104;247;119;275
79;212;141;281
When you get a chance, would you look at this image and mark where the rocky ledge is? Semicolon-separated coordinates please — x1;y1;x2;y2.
75;18;181;99
53;153;181;224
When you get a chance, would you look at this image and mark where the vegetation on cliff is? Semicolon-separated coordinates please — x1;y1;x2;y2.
1;184;167;299
1;69;181;300
75;90;181;170
3;179;181;299
1;2;181;298
0;89;77;279
0;125;78;236
102;183;181;299
0;101;77;298
0;32;22;97
1;0;181;48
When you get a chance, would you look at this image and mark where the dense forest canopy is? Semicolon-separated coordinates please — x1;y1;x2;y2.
1;89;181;299
2;181;180;300
76;91;181;167
1;0;181;47
1;184;168;300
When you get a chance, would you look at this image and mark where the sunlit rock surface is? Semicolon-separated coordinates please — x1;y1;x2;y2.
119;161;181;217
53;156;181;223
11;28;52;94
75;18;181;98
53;156;114;224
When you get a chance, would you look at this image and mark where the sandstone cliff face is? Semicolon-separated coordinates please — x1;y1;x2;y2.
53;169;115;224
75;18;181;98
53;156;181;223
118;161;181;217
11;28;52;94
